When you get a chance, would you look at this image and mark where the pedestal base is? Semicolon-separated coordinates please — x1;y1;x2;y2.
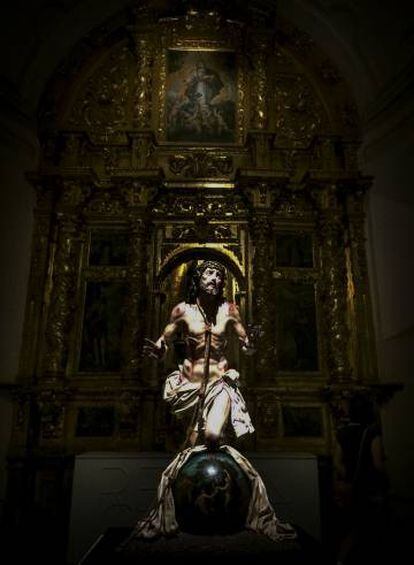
80;527;327;564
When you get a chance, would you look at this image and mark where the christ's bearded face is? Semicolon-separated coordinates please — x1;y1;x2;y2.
199;266;224;297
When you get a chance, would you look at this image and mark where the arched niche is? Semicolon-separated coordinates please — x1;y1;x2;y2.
153;244;248;374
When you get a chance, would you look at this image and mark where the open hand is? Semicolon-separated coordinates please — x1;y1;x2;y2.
143;338;166;360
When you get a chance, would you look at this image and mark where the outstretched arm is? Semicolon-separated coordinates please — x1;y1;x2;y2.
143;302;185;360
228;303;255;355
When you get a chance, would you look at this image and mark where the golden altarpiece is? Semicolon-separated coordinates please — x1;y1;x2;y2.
6;0;393;546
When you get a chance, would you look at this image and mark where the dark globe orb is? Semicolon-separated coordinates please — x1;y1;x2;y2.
172;450;251;535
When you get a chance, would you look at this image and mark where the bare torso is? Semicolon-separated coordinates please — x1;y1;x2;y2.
146;294;252;384
180;301;232;383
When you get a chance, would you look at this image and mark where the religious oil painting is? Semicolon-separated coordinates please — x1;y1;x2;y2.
89;230;129;266
166;49;237;143
275;282;319;372
275;233;313;268
79;282;126;372
75;406;115;437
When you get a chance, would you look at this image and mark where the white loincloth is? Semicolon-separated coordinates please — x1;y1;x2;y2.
163;368;255;438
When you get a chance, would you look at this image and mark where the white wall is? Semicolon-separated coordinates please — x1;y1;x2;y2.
362;89;414;501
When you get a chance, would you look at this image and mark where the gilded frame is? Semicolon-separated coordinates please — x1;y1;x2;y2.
157;46;245;145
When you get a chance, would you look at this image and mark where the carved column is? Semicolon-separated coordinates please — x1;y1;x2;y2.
37;387;71;441
345;182;377;381
124;216;148;377
42;180;87;376
249;35;270;130
317;186;352;381
42;214;80;376
250;215;276;379
131;30;154;130
248;32;272;169
20;178;54;379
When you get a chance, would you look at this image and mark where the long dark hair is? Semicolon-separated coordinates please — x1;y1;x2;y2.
186;260;226;304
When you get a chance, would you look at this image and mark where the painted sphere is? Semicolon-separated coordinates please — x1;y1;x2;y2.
172;451;251;535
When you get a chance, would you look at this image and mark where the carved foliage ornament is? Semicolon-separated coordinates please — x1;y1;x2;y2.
256;393;280;436
317;206;351;379
68;43;133;132
37;388;71;440
169;153;233;178
273;74;324;147
43;218;81;374
251;216;277;371
170;222;235;242
152;193;247;218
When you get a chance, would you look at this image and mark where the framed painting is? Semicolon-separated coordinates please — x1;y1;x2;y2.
89;230;129;266
165;49;237;143
78;281;126;372
275;233;314;268
275;281;319;372
75;406;115;437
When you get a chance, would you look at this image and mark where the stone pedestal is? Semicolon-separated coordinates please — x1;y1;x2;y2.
67;451;320;564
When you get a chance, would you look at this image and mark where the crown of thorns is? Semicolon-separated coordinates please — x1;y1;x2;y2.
195;260;226;282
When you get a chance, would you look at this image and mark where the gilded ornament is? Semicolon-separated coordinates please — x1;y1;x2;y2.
169;153;233;178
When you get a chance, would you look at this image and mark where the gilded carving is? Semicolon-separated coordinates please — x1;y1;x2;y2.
156;46;168;139
271;186;315;219
83;267;128;281
344;183;377;381
18;204;53;377
317;194;352;380
68;43;133;132
120;179;157;207
272;270;318;284
249;37;270;130
152;193;248;219
256;393;280;437
168;222;234;243
13;0;384;467
12;389;31;431
250;216;277;375
119;391;141;437
58;179;91;210
85;190;126;217
156;13;246;144
103;145;122;174
130;133;155;170
60;134;85;168
273;74;323;146
169;153;233;178
132;36;154;129
124;220;147;374
249;133;275;170
37;387;71;440
43;217;81;375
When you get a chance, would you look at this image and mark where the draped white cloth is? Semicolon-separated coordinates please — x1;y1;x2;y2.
163;369;255;437
122;445;297;546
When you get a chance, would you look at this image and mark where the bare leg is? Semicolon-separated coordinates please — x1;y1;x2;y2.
189;429;199;447
205;389;231;448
